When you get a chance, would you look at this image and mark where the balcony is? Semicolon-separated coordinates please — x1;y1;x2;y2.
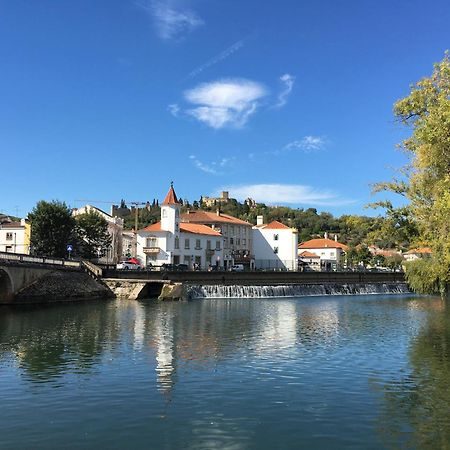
143;247;161;255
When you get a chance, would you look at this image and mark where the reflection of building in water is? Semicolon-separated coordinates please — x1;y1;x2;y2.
132;302;146;350
154;309;176;396
255;302;298;352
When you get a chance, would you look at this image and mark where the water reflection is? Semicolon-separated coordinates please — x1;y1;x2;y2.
2;295;449;449
0;302;120;381
378;297;450;449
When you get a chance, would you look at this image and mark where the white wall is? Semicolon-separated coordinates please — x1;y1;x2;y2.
0;225;27;254
137;231;224;269
253;227;298;270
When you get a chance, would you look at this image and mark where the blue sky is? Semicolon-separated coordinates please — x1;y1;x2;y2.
1;0;449;218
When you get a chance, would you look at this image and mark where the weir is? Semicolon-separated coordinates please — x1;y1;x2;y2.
186;282;411;299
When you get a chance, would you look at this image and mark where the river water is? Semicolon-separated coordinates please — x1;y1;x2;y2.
1;294;449;449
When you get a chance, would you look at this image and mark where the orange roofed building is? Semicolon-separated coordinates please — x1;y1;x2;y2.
136;184;224;269
298;234;349;271
252;216;298;271
181;209;253;269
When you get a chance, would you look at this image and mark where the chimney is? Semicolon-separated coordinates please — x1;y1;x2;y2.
324;232;328;239
216;209;220;216
335;235;338;242
257;215;264;226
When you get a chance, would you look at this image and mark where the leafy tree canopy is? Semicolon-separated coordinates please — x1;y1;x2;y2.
29;200;75;258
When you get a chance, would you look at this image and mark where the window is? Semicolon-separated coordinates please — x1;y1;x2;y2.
207;240;211;250
274;234;279;241
215;240;221;250
175;236;179;249
230;237;234;245
175;223;179;232
236;238;240;245
6;233;13;241
184;239;190;249
330;252;335;257
146;237;157;247
183;255;191;265
274;247;279;254
195;239;201;249
224;237;228;248
242;238;246;246
162;209;167;218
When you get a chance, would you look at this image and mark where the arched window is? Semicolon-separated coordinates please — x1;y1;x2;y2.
162;209;167;218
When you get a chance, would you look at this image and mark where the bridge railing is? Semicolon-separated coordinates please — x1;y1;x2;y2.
0;251;81;269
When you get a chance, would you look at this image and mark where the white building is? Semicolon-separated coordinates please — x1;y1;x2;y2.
0;219;31;254
298;236;348;271
72;205;124;263
137;184;224;269
403;247;432;262
252;217;298;271
298;251;321;271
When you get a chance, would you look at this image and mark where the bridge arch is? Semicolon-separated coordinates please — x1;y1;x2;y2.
0;268;14;303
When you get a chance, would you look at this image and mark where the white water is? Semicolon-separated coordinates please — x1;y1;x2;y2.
187;283;411;299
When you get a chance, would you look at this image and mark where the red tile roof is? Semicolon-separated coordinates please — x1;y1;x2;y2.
299;238;348;251
162;184;180;205
140;221;221;236
257;220;291;230
141;222;163;232
180;223;222;236
182;210;252;226
299;251;320;258
404;247;432;255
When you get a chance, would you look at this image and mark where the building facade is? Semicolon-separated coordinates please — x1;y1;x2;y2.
252;218;298;271
298;236;348;271
137;185;224;269
0;219;31;254
181;210;253;269
72;205;124;263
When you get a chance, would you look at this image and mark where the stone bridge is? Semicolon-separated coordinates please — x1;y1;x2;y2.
0;252;89;303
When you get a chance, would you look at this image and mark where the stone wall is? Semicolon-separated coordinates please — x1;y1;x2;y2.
13;271;114;304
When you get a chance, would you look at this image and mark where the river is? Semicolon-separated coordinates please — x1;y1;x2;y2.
1;294;449;449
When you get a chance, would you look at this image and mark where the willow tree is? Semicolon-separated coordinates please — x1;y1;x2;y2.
376;53;450;295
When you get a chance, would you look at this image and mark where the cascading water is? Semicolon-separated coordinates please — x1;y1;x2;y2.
187;283;411;299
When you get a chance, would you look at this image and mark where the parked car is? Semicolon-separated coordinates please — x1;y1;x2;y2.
117;261;141;270
230;264;244;272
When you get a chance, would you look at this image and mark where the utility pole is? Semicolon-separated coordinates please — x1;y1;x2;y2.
130;201;147;258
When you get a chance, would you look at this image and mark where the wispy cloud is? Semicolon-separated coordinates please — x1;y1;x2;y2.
182;78;268;129
274;73;295;108
215;183;353;206
285;136;327;152
187;39;245;79
137;0;203;41
189;155;235;175
168;103;180;117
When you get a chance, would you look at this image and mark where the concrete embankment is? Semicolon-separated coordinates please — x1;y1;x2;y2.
13;271;114;304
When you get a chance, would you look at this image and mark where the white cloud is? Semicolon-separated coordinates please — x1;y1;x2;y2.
215;183;353;206
189;155;235;175
168;103;180;117
285;136;326;152
183;78;267;128
137;0;203;41
187;39;245;79
274;73;295;108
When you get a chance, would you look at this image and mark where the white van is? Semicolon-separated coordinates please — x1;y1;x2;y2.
231;264;244;272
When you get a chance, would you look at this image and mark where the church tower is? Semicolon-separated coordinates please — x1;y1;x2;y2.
160;182;181;234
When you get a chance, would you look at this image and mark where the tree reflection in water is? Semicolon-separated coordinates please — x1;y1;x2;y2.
378;299;450;449
0;301;119;382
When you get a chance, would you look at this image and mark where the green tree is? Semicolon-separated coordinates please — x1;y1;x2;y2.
29;200;76;258
375;53;450;295
75;211;112;259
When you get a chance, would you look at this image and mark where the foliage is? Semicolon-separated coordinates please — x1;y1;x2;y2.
29;200;76;258
374;53;450;294
75;211;112;259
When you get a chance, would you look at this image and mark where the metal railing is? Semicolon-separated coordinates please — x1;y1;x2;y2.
0;251;81;268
